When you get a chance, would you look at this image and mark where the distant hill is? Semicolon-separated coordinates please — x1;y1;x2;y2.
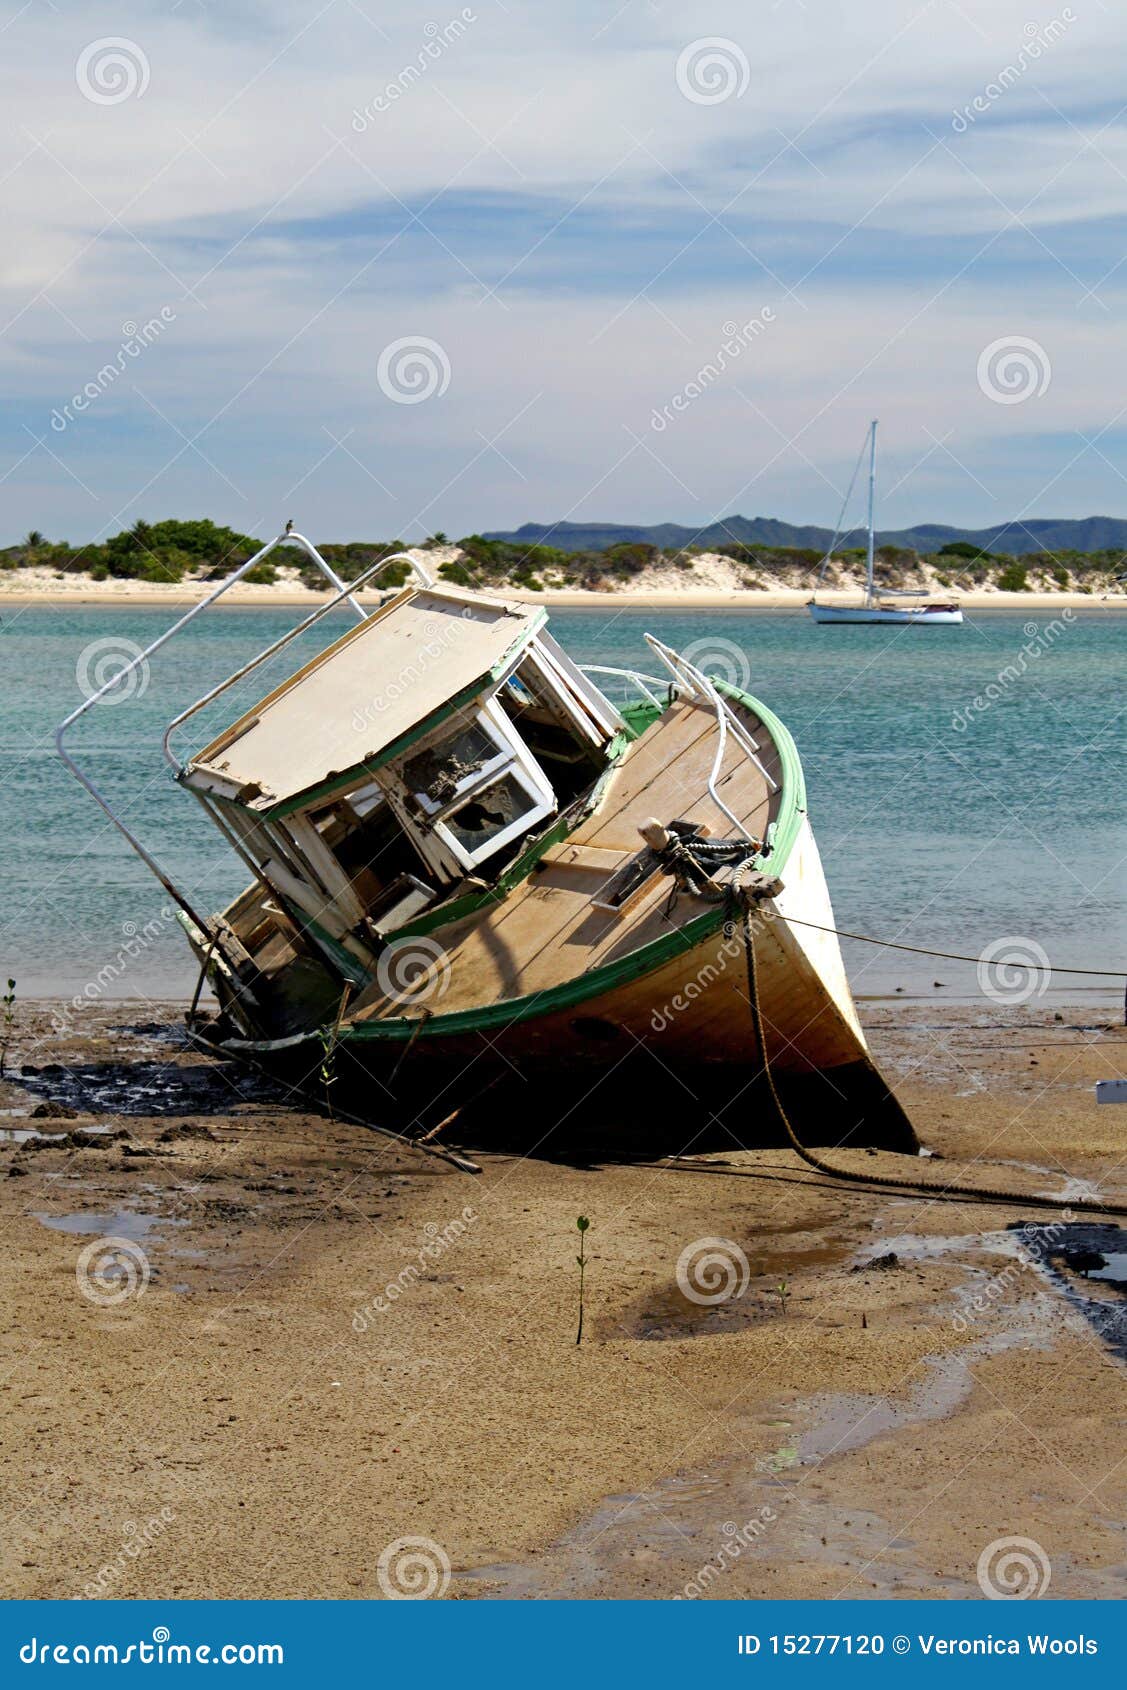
485;515;1127;558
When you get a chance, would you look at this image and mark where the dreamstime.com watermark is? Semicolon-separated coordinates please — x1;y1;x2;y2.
977;1535;1052;1599
350;611;473;733
374;937;452;1007
679;636;752;690
651;310;776;432
951;1213;1075;1331
75;1237;151;1307
75;37;150;105
51;906;178;1035
977;935;1051;1004
950;611;1075;730
82;1510;176;1600
676;1510;778;1598
51;311;175;432
977;335;1052;404
951;14;1076;132
651;905;778;1033
375;1536;451;1599
352;1207;477;1325
377;336;451;404
75;635;151;704
352;12;477;130
18;1628;283;1665
675;38;749;105
676;1236;751;1305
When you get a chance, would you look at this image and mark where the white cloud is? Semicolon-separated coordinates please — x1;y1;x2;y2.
1;0;1123;540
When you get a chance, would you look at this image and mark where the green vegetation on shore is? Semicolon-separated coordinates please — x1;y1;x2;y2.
3;519;1124;595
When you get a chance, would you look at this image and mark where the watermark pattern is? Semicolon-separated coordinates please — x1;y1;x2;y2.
951;14;1077;132
676;1510;778;1598
977;936;1051;1005
76;38;150;105
19;1630;283;1666
650;310;775;432
75;1237;151;1306
977;1534;1052;1599
51;311;176;433
977;335;1051;404
351;11;477;130
950;611;1075;732
350;612;472;734
352;1207;477;1326
83;1509;176;1600
50;907;179;1036
376;1535;451;1599
75;637;151;703
951;1213;1075;1331
675;38;749;106
375;936;452;1006
680;635;752;691
650;932;744;1033
676;1236;750;1305
377;337;451;405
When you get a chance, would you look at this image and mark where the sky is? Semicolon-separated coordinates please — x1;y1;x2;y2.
3;0;1125;545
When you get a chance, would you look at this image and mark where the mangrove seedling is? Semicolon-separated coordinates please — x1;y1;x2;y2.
771;1280;791;1317
318;1024;339;1120
0;978;15;1077
575;1215;590;1346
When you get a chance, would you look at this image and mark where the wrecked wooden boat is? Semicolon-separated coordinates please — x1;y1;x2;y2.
57;528;916;1152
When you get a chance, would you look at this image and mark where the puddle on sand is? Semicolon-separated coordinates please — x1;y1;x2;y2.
1;1120;113;1145
461;1218;1127;1600
33;1208;185;1242
615;1222;850;1341
888;1223;1127;1364
458;1314;1051;1601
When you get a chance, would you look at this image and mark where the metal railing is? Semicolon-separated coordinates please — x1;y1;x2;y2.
642;634;778;844
55;528;433;924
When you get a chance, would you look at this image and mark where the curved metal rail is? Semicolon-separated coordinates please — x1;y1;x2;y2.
162;547;431;775
642;633;778;844
54;528;432;923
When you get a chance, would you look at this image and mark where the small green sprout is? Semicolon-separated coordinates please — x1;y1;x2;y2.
771;1280;791;1317
1;978;15;1077
575;1216;591;1346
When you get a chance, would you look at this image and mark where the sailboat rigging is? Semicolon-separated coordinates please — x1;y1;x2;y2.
807;421;964;625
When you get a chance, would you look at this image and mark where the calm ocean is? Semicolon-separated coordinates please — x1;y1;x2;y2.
1;602;1122;1004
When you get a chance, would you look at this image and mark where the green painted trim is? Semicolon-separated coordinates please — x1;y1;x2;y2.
341;684;804;1045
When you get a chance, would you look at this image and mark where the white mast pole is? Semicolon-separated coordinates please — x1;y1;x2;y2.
866;418;877;605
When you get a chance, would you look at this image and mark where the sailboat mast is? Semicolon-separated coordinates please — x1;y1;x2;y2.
865;419;877;605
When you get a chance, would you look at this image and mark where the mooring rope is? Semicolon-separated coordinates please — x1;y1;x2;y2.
773;915;1127;980
736;897;1127;1219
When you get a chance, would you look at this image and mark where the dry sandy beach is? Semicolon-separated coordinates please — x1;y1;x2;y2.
1;996;1124;1601
2;552;1125;613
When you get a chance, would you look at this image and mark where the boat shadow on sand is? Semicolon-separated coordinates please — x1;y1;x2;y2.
15;1021;913;1165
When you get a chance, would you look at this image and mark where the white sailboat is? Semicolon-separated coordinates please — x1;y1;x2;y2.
808;421;964;625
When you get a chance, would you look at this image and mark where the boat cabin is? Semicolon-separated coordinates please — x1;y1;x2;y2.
179;585;624;978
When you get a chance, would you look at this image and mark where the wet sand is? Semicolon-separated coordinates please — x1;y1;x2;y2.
0;998;1124;1601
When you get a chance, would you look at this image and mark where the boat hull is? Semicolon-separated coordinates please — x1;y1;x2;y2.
328;818;918;1151
808;603;963;624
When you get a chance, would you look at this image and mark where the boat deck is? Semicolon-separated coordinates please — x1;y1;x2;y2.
350;694;781;1020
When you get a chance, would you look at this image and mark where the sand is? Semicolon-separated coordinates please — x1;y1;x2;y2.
2;550;1124;611
1;995;1124;1601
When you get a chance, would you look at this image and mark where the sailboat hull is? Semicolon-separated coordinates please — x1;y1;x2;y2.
808;602;963;625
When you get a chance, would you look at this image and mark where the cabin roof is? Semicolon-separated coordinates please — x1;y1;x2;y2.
184;586;546;812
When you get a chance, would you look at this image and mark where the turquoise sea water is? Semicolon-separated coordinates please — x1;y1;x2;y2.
0;602;1122;1003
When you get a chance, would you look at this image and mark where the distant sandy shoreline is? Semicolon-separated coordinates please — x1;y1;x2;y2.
2;583;1124;612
